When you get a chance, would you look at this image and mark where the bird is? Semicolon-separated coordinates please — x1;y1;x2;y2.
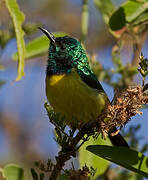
39;27;129;147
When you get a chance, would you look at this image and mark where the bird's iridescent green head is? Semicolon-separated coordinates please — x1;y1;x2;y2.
39;27;90;75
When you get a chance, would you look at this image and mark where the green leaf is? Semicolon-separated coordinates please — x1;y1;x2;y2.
57;174;69;180
79;136;111;178
31;168;38;180
109;0;148;31
0;64;5;70
133;10;148;26
94;0;115;24
0;80;5;88
86;145;148;178
5;0;25;81
12;32;67;60
39;173;44;180
2;164;24;180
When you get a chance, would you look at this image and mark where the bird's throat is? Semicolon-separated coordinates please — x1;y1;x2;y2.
47;73;66;86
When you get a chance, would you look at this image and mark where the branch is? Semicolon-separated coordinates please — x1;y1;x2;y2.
49;121;97;180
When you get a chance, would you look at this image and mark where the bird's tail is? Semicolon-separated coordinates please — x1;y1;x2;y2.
108;127;129;147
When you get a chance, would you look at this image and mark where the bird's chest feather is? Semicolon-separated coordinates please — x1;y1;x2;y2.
46;69;106;126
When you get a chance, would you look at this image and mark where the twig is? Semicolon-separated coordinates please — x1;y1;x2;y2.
80;0;89;45
49;121;98;180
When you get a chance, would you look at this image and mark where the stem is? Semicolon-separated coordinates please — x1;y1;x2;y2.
49;121;97;180
80;0;89;45
49;152;71;180
131;28;148;67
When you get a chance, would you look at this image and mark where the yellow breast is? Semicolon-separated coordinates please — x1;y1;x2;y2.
46;69;107;127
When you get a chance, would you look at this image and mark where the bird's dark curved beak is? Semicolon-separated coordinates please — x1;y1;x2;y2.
38;27;56;44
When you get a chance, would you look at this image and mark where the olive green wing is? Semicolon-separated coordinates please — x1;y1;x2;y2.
77;69;129;147
77;69;104;92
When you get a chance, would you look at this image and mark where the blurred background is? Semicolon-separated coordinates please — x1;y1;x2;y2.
0;0;148;179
